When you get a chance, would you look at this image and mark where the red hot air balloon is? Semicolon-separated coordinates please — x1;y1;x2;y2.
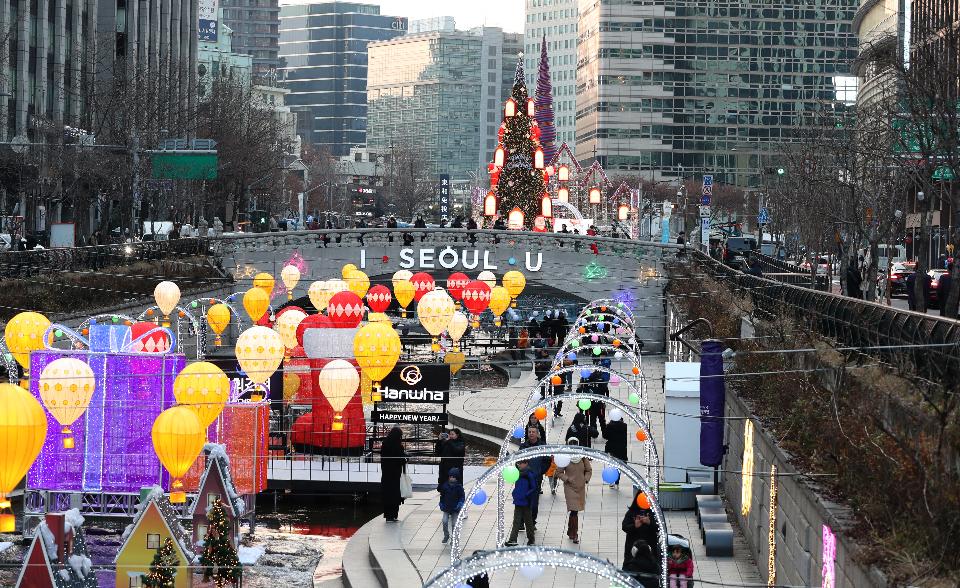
410;272;435;302
447;272;470;302
366;284;392;313
327;291;365;328
461;280;492;327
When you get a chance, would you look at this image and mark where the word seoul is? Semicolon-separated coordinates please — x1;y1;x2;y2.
358;248;544;272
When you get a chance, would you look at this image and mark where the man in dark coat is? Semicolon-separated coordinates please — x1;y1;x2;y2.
622;491;662;564
623;539;661;588
938;263;954;315
519;426;550;523
603;413;628;487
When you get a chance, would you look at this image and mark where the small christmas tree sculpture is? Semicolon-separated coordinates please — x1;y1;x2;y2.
142;538;178;588
535;36;557;165
200;499;242;588
489;54;548;228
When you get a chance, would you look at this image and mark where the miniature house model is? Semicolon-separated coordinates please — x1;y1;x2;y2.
114;491;194;588
189;444;246;548
16;510;97;588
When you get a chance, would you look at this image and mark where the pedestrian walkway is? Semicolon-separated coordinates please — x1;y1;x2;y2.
391;355;763;587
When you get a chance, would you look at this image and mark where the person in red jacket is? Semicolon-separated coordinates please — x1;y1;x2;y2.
667;543;695;587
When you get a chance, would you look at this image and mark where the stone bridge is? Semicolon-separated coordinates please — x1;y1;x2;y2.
217;228;679;352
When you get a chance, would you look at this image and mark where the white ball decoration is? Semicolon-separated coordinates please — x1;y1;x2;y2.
519;565;544;580
554;454;571;468
608;409;624;422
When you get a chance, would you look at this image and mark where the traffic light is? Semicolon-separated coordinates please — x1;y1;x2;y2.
777;168;785;176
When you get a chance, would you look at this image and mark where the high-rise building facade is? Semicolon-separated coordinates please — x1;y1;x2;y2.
367;27;522;184
525;0;578;151
220;0;281;79
278;2;407;157
575;0;859;187
854;0;903;108
409;16;456;34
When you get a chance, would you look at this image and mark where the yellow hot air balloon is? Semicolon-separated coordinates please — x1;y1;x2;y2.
243;288;270;322
394;280;415;318
151;406;205;503
417;289;455;351
318;359;359;430
392;270;413;290
280;265;301;300
4;312;51;384
346;269;370;299
206;303;231;346
503;270;526;308
153;281;181;325
274;309;307;352
342;264;358;278
0;384;46;529
173;362;230;433
235;326;285;385
38;358;95;449
253;272;275;297
367;312;391;324
478;270;497;288
283;372;302;403
489;286;510;326
444;351;466;376
448;311;469;352
353;322;401;402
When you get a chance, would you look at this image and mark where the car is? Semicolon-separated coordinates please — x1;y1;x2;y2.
800;256;832;275
888;261;916;296
928;269;949;307
722;236;757;268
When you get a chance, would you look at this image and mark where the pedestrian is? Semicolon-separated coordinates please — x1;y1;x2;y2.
533;340;551;398
845;257;862;299
566;411;598;449
435;428;466;490
380;427;408;522
451;215;463;229
623;538;661;588
526;413;546;442
438;467;465;544
746;256;764;277
528;314;540;339
519;425;549;523
493;217;505;231
555;311;570;344
465;550;490;587
557;437;592;544
667;542;695;588
504;460;538;546
622;489;662;564
676;231;686;257
603;411;628;488
938;263;953;315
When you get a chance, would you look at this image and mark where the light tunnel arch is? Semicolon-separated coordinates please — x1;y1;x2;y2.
531;363;648;411
554;333;643;363
425;546;645;588
452;444;669;582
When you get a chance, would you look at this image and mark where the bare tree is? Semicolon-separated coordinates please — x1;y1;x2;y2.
383;145;434;222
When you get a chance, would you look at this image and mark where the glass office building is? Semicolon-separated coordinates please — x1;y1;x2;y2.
279;3;407;156
575;0;859;186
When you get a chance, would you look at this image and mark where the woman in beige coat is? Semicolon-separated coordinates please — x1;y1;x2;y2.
558;437;592;543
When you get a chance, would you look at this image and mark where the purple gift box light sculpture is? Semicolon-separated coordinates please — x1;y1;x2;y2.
27;322;186;493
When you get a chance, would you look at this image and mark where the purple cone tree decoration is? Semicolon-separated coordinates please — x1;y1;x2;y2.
535;36;557;166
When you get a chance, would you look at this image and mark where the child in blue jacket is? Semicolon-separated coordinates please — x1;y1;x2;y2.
439;467;465;543
505;460;538;546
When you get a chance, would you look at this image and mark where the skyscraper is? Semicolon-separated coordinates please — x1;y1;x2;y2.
575;0;859;187
854;0;903;108
279;2;407;156
219;0;281;79
525;0;578;150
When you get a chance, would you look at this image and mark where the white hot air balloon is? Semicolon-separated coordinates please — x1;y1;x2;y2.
318;359;360;431
447;311;469;351
280;265;301;300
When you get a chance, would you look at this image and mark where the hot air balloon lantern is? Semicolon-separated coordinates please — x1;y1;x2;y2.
448;311;469;352
327;291;365;328
417;289;455;352
172;362;230;439
206;303;231;346
235;326;285;385
446;272;470;309
391;270;413;289
4;311;51;386
0;384;46;528
242;287;270;322
345;269;370;299
341;264;358;279
461;280;492;328
280;265;301;300
353;322;401;402
477;270;497;288
366;284;392;314
274;308;308;356
489;286;511;327
152;406;205;503
153;281;181;327
410;272;435;302
253;272;275;297
38;358;95;448
393;279;415;318
318;359;360;431
502;270;526;308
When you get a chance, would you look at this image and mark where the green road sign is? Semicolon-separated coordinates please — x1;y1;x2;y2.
150;151;218;180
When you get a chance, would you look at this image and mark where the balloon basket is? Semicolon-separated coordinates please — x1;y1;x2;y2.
431;343;440;352
0;497;9;509
251;394;263;402
62;435;75;449
332;421;344;431
401;310;407;318
287;292;293;300
170;491;186;504
215;336;222;346
494;319;502;327
19;378;28;389
372;386;382;403
0;514;13;533
510;300;517;308
472;320;480;328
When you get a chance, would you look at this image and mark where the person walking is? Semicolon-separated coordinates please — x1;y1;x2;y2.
622;489;662;564
519;425;549;524
557;438;592;544
434;428;466;490
603;411;628;488
505;460;538;546
845;257;862;299
380;427;408;522
938;263;954;315
533;338;551;398
438;467;465;544
566;411;598;449
623;539;661;588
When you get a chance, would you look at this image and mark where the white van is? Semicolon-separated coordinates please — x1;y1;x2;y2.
876;245;906;270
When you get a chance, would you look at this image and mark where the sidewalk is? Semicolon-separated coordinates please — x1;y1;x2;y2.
395;355;762;587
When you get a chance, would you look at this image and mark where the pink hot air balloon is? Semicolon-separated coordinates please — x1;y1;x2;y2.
327;291;365;329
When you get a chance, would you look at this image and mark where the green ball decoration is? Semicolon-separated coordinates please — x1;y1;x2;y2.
54;329;63;338
628;392;640;405
191;301;199;308
586;309;592;316
111;316;119;323
502;465;520;484
577;399;592;411
593;347;602;355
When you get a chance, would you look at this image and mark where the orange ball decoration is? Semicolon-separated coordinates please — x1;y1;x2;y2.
632;366;640;375
81;328;89;336
613;339;621;347
636;429;647;442
579;327;586;334
636;492;651;509
550;375;562;386
601;306;607;311
146;309;154;317
209;299;216;304
178;311;186;318
534;407;548;420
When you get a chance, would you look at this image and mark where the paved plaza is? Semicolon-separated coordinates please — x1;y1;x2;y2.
391;356;763;587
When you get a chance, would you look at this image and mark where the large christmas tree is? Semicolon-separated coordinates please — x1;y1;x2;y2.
535;36;557;165
491;55;548;228
200;499;242;588
142;538;178;588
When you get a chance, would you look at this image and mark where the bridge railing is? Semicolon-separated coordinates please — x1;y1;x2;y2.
693;250;960;386
752;252;830;291
0;238;212;277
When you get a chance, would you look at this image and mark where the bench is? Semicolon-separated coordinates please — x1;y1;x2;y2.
699;514;730;542
703;522;734;557
687;473;716;494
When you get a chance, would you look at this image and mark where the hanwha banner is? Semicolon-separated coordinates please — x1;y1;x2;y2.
377;363;451;404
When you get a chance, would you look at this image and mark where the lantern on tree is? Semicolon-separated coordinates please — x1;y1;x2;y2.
461;280;491;328
558;165;569;182
484;191;498;217
507;208;525;230
318;359;360;431
589;186;602;204
417;289;455;351
618;204;630;221
526;97;535;117
504;97;517;118
534;148;545;170
557;187;569;203
494;147;505;168
366;284;392;313
541;193;553;218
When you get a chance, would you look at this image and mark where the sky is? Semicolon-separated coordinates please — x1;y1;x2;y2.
373;0;525;33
